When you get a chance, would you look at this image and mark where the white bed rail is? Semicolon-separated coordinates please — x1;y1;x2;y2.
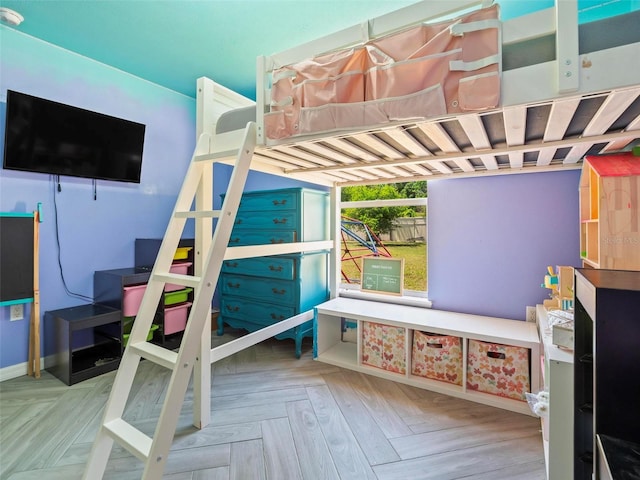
196;76;255;155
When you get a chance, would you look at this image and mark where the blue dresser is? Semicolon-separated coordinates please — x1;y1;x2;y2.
218;187;330;357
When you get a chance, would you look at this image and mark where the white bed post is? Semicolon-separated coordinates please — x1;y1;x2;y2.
255;55;268;146
329;185;341;299
193;77;215;429
555;0;579;93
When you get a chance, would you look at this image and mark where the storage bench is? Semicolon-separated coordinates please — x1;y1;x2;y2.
314;297;541;415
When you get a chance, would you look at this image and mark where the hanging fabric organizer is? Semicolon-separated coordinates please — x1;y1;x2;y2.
265;4;501;140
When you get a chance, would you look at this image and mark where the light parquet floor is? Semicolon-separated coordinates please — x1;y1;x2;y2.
0;329;546;479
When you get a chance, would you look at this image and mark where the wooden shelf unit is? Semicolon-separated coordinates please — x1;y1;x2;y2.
574;268;640;480
579;152;640;270
537;304;574;480
314;297;541;416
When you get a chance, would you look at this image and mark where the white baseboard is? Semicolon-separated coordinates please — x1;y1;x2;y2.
0;358;47;383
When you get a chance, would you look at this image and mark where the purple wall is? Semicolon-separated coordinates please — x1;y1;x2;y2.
427;170;582;320
0;28;318;374
0;28;197;372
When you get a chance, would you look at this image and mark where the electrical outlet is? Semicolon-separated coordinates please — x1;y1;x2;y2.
526;305;537;323
10;304;24;321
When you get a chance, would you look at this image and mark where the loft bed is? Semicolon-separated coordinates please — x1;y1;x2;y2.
196;0;640;186
184;0;639;433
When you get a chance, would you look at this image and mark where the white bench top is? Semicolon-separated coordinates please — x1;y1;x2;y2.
315;297;539;348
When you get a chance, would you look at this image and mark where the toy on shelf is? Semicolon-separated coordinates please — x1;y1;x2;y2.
541;265;574;310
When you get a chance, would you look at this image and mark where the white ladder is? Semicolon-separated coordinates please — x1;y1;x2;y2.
83;123;257;480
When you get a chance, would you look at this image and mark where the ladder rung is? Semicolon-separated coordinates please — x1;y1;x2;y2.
194;150;238;162
130;341;178;369
153;272;201;289
175;210;221;219
103;418;152;462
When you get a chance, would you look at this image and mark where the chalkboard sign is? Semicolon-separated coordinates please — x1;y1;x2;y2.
0;213;34;304
361;257;404;296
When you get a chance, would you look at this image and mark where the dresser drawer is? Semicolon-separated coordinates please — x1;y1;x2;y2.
220;274;298;305
233;211;299;230
221;296;295;326
228;229;296;246
235;190;299;213
223;188;329;243
222;256;297;280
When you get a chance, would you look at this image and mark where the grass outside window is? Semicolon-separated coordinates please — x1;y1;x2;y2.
341;242;427;291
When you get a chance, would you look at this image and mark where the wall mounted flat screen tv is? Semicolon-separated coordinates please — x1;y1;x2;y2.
3;90;145;183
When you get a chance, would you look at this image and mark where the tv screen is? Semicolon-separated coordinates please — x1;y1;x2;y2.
3;90;145;183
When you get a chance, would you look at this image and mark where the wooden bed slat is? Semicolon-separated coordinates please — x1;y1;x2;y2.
564;144;593;164
544;97;581;142
322;137;380;162
479;154;499;171
536;147;556;167
508;152;524;169
582;88;640;137
382;127;433;158
406;164;434;176
430;162;454;175
352;133;404;160
453;158;477;173
272;146;339;167
415;123;460;153
503;106;527;147
297;141;358;165
458;114;492;150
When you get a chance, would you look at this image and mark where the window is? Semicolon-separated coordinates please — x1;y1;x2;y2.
338;183;428;305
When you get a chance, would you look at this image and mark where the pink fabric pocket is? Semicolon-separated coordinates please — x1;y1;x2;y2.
457;71;500;111
367;83;447;122
265;3;501;140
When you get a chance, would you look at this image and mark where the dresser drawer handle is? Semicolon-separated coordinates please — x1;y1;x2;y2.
270;238;285;244
272;218;288;224
272;288;286;295
226;282;241;289
229;238;240;244
270;313;285;320
234;219;243;225
225;261;238;268
225;305;240;312
272;199;287;206
269;265;283;272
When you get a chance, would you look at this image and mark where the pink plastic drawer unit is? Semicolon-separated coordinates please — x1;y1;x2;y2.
165;262;192;292
361;321;406;374
164;302;192;335
122;284;147;317
411;331;463;386
466;339;530;401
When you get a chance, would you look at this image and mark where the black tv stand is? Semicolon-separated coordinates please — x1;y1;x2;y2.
44;303;121;386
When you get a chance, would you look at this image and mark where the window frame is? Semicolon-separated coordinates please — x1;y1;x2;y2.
336;196;431;308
